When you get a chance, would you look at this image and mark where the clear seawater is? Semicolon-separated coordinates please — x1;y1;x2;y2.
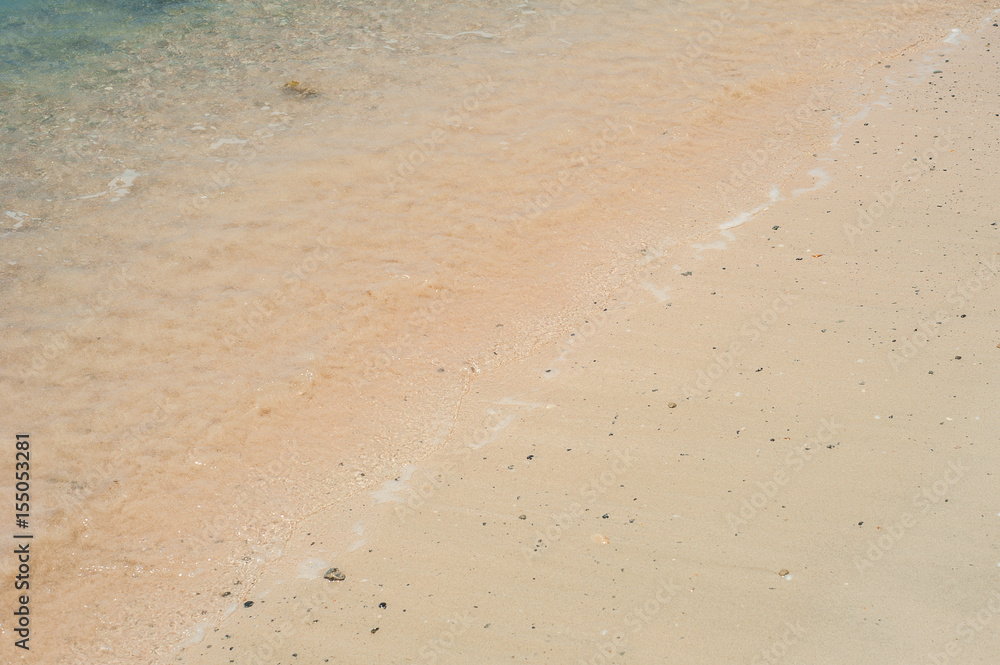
0;1;986;663
0;0;207;72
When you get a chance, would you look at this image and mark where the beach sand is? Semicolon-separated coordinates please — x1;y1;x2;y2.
2;3;999;664
176;15;1000;665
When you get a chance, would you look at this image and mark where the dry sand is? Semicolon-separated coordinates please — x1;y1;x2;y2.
178;17;1000;665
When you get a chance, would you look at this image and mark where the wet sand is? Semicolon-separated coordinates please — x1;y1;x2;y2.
176;15;1000;665
2;3;998;663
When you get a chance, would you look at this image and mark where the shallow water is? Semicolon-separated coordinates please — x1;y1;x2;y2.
0;0;985;662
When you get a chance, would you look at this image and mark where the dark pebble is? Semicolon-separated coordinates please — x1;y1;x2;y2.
244;601;253;608
379;602;387;609
371;627;380;634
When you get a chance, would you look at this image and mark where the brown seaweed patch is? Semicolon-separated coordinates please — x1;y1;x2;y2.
283;80;320;98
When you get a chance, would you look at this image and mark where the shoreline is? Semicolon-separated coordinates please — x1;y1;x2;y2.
177;12;1000;664
1;3;996;663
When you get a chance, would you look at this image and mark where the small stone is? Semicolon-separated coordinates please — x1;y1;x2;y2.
778;569;789;577
324;567;346;582
519;514;527;520
772;225;780;230
371;627;379;634
379;602;387;609
244;601;254;608
668;402;677;408
221;591;231;597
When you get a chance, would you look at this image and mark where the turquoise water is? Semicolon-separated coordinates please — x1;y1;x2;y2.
1;1;989;662
0;0;206;74
0;0;307;213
